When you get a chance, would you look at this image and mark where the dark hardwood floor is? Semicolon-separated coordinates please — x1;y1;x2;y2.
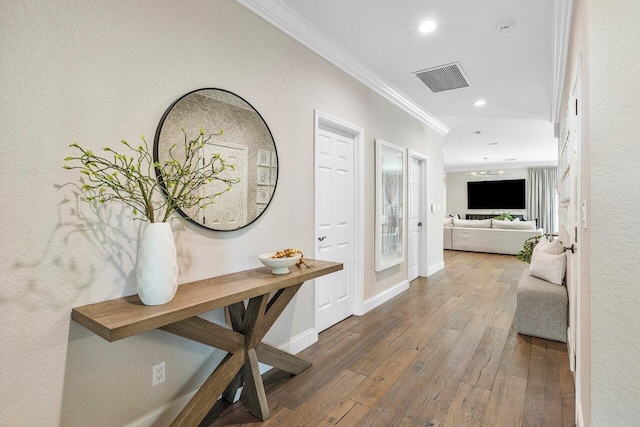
204;251;575;427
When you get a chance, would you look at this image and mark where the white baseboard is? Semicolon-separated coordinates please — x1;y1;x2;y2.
126;328;318;427
362;280;409;314
272;327;318;355
427;261;445;277
126;389;197;427
576;401;584;427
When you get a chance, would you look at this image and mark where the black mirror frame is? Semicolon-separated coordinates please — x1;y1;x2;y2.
153;88;278;232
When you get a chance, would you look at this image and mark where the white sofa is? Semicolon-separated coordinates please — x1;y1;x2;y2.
444;218;543;255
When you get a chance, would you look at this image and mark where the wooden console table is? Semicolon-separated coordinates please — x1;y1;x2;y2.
71;260;342;426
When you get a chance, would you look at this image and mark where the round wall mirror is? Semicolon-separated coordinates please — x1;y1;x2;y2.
154;88;278;231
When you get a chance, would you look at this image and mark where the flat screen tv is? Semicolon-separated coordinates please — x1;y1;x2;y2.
467;179;525;210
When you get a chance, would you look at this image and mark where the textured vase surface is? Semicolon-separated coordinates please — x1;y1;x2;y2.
136;222;178;305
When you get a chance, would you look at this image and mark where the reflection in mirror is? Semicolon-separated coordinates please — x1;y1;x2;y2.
154;89;278;231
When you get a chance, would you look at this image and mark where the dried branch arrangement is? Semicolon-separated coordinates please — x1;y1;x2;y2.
64;128;238;222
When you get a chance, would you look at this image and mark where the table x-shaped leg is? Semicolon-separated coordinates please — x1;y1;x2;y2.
159;282;310;426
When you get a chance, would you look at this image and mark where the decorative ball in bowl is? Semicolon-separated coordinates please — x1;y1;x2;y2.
258;252;301;275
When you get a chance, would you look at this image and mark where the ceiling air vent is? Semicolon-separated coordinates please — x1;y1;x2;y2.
412;62;471;93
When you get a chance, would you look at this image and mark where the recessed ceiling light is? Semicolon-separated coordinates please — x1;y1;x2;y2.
488;142;499;145
505;158;517;161
474;100;486;107
418;21;437;33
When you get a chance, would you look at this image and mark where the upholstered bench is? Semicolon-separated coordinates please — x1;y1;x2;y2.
516;273;568;343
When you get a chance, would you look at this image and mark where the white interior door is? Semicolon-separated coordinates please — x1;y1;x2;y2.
315;124;354;332
558;62;582;376
407;157;422;282
199;141;247;229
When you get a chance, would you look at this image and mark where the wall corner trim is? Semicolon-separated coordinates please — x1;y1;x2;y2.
551;0;575;124
362;280;410;314
427;261;445;277
237;0;449;135
125;328;318;427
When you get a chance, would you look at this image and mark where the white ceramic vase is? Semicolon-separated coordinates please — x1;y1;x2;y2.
136;222;178;306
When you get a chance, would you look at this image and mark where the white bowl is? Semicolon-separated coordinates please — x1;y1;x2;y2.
258;252;301;275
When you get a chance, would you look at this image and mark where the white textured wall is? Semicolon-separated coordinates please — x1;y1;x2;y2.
445;168;528;219
589;1;640;425
0;0;443;425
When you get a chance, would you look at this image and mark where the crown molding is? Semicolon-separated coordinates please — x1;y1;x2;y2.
551;0;575;126
237;0;450;136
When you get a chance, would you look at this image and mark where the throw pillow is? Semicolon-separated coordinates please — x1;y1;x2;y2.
541;239;564;255
453;218;492;228
513;217;521;222
534;237;551;252
491;220;536;230
443;217;453;226
529;250;566;285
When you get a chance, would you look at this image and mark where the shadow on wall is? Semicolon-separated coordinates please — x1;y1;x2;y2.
47;190;233;425
8;183;274;425
6;189;138;312
59;317;224;425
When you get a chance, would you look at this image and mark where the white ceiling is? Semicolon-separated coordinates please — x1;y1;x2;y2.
246;0;558;172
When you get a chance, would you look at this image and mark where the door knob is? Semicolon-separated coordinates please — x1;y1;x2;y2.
418;222;423;226
318;236;327;241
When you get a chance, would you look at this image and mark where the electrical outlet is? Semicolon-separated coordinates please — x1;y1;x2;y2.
152;361;165;386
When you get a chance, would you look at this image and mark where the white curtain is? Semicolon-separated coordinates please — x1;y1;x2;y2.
526;167;558;234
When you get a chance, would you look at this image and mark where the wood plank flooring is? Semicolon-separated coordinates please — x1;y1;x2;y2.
203;251;575;427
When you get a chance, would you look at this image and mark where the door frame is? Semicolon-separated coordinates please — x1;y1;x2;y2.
313;110;365;328
569;52;583;424
407;150;429;279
